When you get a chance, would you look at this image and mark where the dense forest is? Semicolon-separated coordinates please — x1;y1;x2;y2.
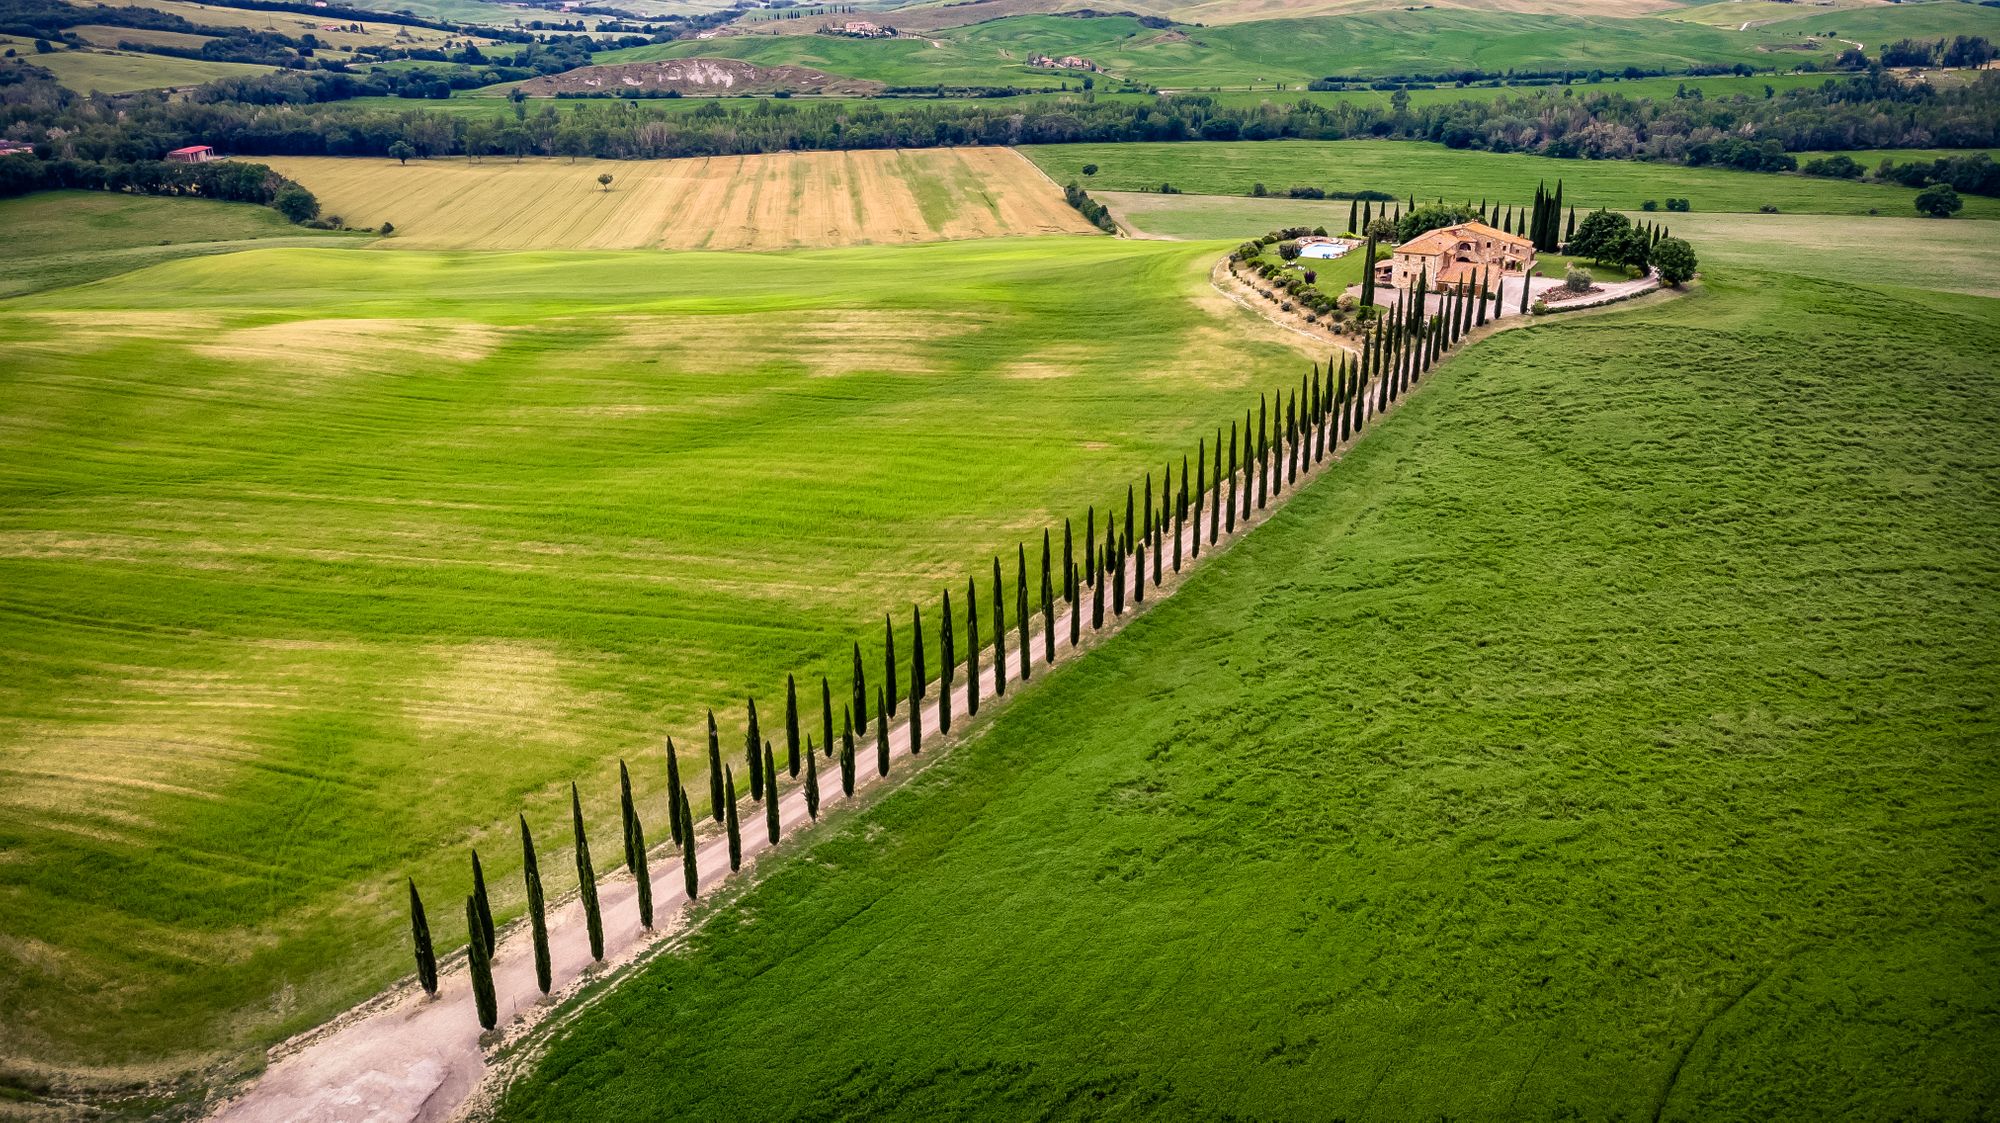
4;61;1998;197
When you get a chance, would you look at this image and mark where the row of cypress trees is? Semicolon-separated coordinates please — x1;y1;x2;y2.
405;283;1507;1030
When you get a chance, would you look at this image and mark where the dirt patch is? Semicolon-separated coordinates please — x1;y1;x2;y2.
514;58;883;97
193;319;508;381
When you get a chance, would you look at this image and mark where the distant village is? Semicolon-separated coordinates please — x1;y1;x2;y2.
1027;53;1100;72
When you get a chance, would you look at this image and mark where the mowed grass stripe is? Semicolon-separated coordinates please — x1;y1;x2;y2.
257;149;1101;252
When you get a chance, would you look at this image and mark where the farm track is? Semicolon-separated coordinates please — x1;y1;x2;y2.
204;254;1461;1123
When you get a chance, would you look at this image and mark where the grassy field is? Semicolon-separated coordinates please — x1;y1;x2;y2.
0;192;367;298
0;232;1319;1082
0;36;277;91
494;245;2000;1121
94;0;504;51
1027;139;2000;218
67;23;218;50
258;149;1097;250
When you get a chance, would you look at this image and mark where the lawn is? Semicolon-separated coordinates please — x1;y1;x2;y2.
1026;139;2000;218
0;233;1314;1083
495;255;2000;1121
0;191;367;299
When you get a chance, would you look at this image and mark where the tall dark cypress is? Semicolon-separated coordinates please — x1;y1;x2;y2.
745;696;763;801
1110;513;1124;617
784;674;801;778
1551;180;1564;251
724;766;741;871
1084;507;1094;589
1348;197;1358;233
992;557;1007;696
1566;204;1576;242
909;606;925;754
470;849;496;955
518;817;549;994
1257;396;1270;508
762;745;780;842
820;676;834;759
1224;422;1237;533
1521;266;1533;315
1285;390;1297;484
1359;235;1377;308
571;782;602;961
705;712;723;823
1133;532;1145;605
408;878;437;997
1240;409;1254;521
1476;268;1489;326
1153;479;1165;586
630;799;652;929
875;685;891;775
805;740;820;821
1193;438;1206;556
1124;485;1134;557
678;788;697;900
665;737;683;847
941;587;957;732
852;642;867;738
965;576;979;718
618;760;638;872
465;896;497;1031
1041;531;1056;665
1062;518;1073;601
1174;455;1187;571
883;614;897;719
1091;543;1105;629
840;706;856;796
1068;561;1081;646
1016;545;1030;681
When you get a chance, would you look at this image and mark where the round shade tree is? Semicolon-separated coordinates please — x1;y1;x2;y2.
1653;237;1698;286
1915;183;1963;218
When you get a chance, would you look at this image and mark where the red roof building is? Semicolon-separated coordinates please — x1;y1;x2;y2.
166;145;217;164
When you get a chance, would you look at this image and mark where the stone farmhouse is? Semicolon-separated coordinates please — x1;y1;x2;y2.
1384;221;1535;293
1027;53;1101;72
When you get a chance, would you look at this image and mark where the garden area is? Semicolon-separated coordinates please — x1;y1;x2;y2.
1232;227;1389;332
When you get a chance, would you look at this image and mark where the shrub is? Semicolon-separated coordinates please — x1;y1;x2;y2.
273;183;319;224
1564;265;1593;293
1251;182;1267;197
1531;299;1550;314
1759;203;1780;213
1641;199;1659;211
1081;163;1097;176
1276;240;1301;261
1666;198;1691;212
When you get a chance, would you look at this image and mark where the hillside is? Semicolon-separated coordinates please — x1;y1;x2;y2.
513;57;885;96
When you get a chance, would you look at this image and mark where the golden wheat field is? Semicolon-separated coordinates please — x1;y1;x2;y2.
260;148;1101;251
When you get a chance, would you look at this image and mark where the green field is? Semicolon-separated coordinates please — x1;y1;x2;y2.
0;37;278;91
0;231;1314;1079
0;192;366;299
495;245;2000;1122
593;5;2000;88
1028;139;2000;218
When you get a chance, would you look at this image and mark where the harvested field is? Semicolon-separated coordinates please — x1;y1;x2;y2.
258;149;1100;251
68;0;501;51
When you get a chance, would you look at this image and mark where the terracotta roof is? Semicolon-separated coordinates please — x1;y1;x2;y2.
1393;220;1534;255
166;145;214;155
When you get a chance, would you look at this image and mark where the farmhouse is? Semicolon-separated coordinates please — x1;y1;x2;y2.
1385;221;1534;292
166;145;217;164
825;19;894;37
1027;53;1101;71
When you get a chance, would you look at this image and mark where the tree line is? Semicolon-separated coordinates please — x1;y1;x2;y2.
400;241;1567;1029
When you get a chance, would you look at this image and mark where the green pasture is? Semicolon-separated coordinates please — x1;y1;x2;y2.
0;36;278;91
497;254;2000;1122
0;191;367;299
1027;139;2000;218
0;230;1310;1078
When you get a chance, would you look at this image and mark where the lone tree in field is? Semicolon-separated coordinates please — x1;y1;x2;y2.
388;140;414;166
519;816;551;994
571;783;603;961
470;850;496;955
597;172;613;192
724;766;742;871
1916;183;1962;218
465;896;498;1031
408;879;437;997
763;744;781;843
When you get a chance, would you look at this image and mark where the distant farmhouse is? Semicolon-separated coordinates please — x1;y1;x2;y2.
166;145;217;164
823;19;894;37
1386;221;1534;292
1027;53;1102;72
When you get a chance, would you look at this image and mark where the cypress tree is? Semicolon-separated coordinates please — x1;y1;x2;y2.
804;739;820;821
908;606;925;754
1521;266;1533;315
1240;410;1254;522
762;744;780;842
1124;484;1134;556
745;697;763;801
1041;531;1056;664
1153;484;1165;586
852;642;867;738
992;557;1008;696
1174;455;1187;571
875;685;891;775
1286;390;1298;484
665;737;683;847
1134;535;1145;605
820;676;834;759
516;820;550;990
965;577;979;718
618;760;637;872
630;800;652;929
1062;518;1073;601
940;588;955;733
1193;438;1206;555
470;849;496;955
571;783;602;961
1256;395;1269;509
1142;473;1152;551
678;788;697;900
840;705;856;796
1091;544;1105;629
724;766;741;871
883;614;897;719
1110;514;1124;616
1361;198;1371;229
1068;561;1082;646
1359;235;1377;308
1016;544;1030;680
1083;507;1094;589
465;896;497;1032
408;878;437;997
1551;180;1563;250
706;711;724;822
1347;197;1358;233
1566;204;1576;241
1476;268;1489;326
1530;182;1545;248
1309;367;1321;459
784;674;801;778
1224;422;1237;533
